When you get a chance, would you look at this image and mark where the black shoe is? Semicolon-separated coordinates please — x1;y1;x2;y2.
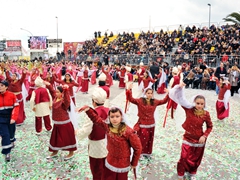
5;154;10;162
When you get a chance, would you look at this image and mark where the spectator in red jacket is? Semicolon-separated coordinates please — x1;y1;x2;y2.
0;80;19;162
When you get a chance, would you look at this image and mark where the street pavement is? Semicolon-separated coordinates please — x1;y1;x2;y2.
1;79;240;180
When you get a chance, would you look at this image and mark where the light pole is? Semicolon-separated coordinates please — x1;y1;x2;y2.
56;16;58;52
208;4;211;29
20;28;33;37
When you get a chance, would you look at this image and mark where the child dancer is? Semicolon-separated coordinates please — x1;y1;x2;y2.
169;82;213;180
215;77;231;120
47;85;77;160
126;84;169;158
77;106;142;180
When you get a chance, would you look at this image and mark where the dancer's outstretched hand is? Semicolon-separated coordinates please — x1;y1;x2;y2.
75;105;90;113
179;82;186;88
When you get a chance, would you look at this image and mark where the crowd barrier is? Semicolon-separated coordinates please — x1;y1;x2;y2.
71;54;240;68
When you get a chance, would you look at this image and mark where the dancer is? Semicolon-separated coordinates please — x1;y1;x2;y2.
77;106;142;180
137;62;145;86
98;73;110;107
0;80;19;162
53;72;79;104
77;88;109;179
118;65;126;89
216;77;231;120
168;82;213;180
166;67;180;119
26;68;39;101
5;69;27;125
139;71;156;94
30;76;52;135
47;85;77;160
157;67;166;94
126;84;169;157
102;65;113;87
81;64;90;94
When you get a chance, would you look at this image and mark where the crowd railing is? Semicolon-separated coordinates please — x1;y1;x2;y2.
72;53;240;68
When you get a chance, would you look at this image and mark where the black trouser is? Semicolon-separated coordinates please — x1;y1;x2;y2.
230;86;238;96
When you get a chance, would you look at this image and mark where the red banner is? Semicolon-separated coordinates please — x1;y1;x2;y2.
7;40;21;47
63;42;84;59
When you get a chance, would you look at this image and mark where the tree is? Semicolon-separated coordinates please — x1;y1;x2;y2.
223;12;240;25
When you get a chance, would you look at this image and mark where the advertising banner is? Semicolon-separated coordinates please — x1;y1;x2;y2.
63;42;84;59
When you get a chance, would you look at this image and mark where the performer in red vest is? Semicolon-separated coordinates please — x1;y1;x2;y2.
78;87;109;179
98;73;110;107
5;69;27;125
30;76;52;135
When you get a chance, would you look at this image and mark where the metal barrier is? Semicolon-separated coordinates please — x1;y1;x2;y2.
74;53;240;68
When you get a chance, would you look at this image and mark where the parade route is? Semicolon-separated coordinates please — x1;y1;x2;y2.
1;80;240;180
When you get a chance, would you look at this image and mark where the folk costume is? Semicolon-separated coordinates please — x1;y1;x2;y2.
84;107;142;180
216;78;231;120
169;85;213;179
30;76;52;134
78;88;109;180
126;89;169;156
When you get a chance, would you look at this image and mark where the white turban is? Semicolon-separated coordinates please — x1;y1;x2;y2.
172;67;178;74
99;73;106;81
34;76;44;87
126;66;131;72
92;88;107;104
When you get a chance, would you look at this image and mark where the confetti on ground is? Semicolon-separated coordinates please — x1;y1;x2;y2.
1;83;240;180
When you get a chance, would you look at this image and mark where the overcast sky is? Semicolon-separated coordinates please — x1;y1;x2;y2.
0;0;239;53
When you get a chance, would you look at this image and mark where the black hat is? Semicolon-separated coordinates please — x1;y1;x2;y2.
0;80;9;87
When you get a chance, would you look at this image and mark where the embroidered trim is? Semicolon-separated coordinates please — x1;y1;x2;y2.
105;159;130;173
52;119;71;125
217;99;224;102
139;124;155;128
17;98;23;103
2;144;13;149
0;106;14;110
49;144;77;150
182;140;205;147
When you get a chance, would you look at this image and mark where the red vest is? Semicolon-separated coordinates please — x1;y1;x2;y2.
88;106;109;140
127;73;133;81
172;75;180;88
34;87;50;104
